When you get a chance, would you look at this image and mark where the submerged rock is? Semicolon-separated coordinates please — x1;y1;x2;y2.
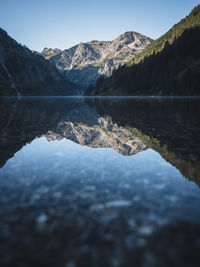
104;200;132;208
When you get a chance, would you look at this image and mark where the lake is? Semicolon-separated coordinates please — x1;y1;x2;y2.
0;96;200;267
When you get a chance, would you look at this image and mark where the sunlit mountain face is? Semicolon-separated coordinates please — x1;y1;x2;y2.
0;96;200;266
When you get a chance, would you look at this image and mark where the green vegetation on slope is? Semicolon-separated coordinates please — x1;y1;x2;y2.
127;5;200;66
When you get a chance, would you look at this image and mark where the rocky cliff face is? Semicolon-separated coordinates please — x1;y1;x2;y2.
0;28;81;96
41;32;153;88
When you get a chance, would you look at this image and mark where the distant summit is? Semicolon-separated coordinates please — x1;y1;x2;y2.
41;47;62;59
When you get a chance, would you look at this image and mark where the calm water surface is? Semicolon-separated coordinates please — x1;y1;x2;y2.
0;97;200;267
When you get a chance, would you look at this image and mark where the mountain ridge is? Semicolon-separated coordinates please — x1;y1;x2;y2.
40;31;153;88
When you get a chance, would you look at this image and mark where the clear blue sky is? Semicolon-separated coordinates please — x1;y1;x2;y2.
1;0;199;51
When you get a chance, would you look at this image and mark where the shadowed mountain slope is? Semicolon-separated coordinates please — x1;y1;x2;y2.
0;28;81;96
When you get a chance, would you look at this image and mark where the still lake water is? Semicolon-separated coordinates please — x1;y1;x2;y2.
0;96;200;266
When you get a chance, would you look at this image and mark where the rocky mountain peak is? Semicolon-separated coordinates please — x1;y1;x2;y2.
112;31;152;51
114;31;138;42
40;31;153;88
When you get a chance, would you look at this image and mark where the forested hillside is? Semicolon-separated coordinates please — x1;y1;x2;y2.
0;28;81;96
85;5;200;96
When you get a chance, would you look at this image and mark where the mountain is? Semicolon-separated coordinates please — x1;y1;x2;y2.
40;32;153;88
85;5;200;96
0;28;81;96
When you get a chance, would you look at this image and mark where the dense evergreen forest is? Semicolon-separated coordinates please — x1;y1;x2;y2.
85;5;200;96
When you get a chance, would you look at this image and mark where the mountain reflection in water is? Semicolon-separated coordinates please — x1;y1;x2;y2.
0;96;200;267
